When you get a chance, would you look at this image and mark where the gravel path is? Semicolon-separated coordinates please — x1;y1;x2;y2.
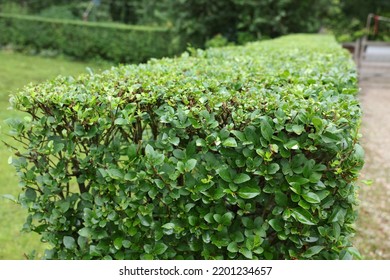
353;47;390;259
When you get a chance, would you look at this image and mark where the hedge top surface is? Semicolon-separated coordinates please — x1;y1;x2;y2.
13;34;358;113
8;34;363;260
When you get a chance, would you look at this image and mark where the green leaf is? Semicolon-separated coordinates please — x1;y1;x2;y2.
185;159;197;172
220;212;234;226
145;144;154;157
162;223;175;230
144;244;153;254
284;140;299;150
227;242;239;253
302;246;325;258
312;117;323;131
114;118;127;125
188;216;199;226
108;168;123;179
302;192;321;204
275;191;288;207
353;144;365;163
239;247;253;259
114;237;123;250
154;242;168;255
291;208;317;225
222;137;238;147
268;163;280;174
238;186;261;199
286;176;309;188
2;194;17;203
231;130;246;142
213;214;222;223
260;117;273;142
53;142;65;154
346;247;361;260
233;173;251;184
25;188;36;201
292;124;305;135
63;236;76;250
77;236;88;250
78;227;91;238
232;231;245;243
218;168;232;183
269;219;283;232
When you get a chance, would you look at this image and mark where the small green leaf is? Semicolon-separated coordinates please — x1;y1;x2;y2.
218;168;232;183
233;173;251;184
275;191;288;207
291;208;317;225
143;244;153;254
108;168;123;179
312;117;323;131
287;176;309;187
185;159;197;172
162;223;175;230
269;219;283;232
260;117;273;142
239;247;253;259
268;163;280;174
302;192;321;204
114;118;127;125
213;214;222;223
188;216;199;226
227;242;239;253
2;194;16;203
114;237;123;250
63;236;76;250
284;140;299;150
53;142;65;154
220;212;234;226
222;137;238;147
78;227;91;238
145;144;154;157
238;186;261;199
302;245;325;258
154;242;168;255
292;124;305;135
25;188;36;201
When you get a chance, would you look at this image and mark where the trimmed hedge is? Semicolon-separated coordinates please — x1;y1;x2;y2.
0;13;181;63
7;34;364;260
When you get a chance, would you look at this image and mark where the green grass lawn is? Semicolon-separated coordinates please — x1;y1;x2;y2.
0;51;113;259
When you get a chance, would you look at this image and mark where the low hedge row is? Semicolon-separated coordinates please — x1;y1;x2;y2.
0;13;182;63
7;34;364;260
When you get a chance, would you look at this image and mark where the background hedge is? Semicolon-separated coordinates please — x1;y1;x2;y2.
0;13;182;63
7;34;364;260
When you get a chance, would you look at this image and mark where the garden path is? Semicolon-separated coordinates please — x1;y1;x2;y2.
354;45;390;259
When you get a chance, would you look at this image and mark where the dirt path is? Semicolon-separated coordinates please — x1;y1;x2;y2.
353;55;390;259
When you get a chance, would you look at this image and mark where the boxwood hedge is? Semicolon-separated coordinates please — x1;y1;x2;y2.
7;34;364;260
0;13;181;63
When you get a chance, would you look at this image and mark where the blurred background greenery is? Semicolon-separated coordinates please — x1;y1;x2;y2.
0;0;389;48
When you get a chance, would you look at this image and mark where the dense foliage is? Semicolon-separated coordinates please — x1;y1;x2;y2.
0;13;180;63
8;34;363;260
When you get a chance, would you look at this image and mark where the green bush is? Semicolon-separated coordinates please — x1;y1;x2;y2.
0;13;182;63
7;34;363;260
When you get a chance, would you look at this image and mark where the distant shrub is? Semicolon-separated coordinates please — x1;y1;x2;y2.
0;13;183;63
8;34;363;260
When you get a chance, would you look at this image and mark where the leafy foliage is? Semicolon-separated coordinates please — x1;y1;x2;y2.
7;34;363;260
0;13;182;63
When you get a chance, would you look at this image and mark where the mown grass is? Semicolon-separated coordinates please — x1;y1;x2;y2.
0;51;112;259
